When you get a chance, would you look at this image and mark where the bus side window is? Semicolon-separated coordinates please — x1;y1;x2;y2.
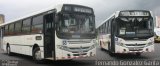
108;18;112;34
107;21;110;34
32;14;43;33
4;25;9;36
22;18;31;34
8;23;15;35
15;21;22;35
105;22;107;33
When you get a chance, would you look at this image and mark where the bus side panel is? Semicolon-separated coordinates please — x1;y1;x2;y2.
3;34;44;56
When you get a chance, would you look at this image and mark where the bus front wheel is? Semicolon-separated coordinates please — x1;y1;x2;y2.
109;52;116;57
33;47;43;63
6;46;12;56
100;41;103;50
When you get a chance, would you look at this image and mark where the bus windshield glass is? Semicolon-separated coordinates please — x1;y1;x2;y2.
116;17;154;38
57;13;95;39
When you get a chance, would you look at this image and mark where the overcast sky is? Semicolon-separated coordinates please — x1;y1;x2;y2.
0;0;160;27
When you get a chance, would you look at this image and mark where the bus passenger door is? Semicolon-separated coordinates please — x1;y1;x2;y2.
43;12;55;59
111;18;115;52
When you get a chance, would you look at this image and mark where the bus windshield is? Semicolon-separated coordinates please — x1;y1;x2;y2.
57;13;96;39
116;17;154;38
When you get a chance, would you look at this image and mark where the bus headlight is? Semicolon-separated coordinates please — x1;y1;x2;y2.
90;44;96;50
57;45;69;51
93;40;97;44
115;38;118;41
117;42;124;46
120;43;124;46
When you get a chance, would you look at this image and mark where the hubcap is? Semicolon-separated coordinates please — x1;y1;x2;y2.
35;50;41;60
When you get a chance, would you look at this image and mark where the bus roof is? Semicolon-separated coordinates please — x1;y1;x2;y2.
0;4;64;27
96;11;119;28
119;10;151;12
0;4;92;27
96;10;153;28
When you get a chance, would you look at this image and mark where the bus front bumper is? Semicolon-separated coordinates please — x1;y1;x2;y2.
115;45;154;53
55;47;96;60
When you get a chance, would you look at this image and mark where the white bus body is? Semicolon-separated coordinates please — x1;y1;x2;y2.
97;10;154;56
0;4;96;61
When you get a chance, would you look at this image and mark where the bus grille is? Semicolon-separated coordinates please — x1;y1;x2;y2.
125;44;146;46
68;41;91;44
69;47;90;50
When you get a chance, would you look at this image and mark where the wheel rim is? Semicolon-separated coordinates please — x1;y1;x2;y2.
35;50;41;60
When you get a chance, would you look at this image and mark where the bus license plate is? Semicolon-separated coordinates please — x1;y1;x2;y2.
129;48;140;50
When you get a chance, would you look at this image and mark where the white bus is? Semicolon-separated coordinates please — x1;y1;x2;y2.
97;10;154;56
0;4;97;62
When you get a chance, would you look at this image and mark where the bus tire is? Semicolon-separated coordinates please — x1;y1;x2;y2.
33;47;43;63
109;52;116;57
6;45;12;56
100;41;103;50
